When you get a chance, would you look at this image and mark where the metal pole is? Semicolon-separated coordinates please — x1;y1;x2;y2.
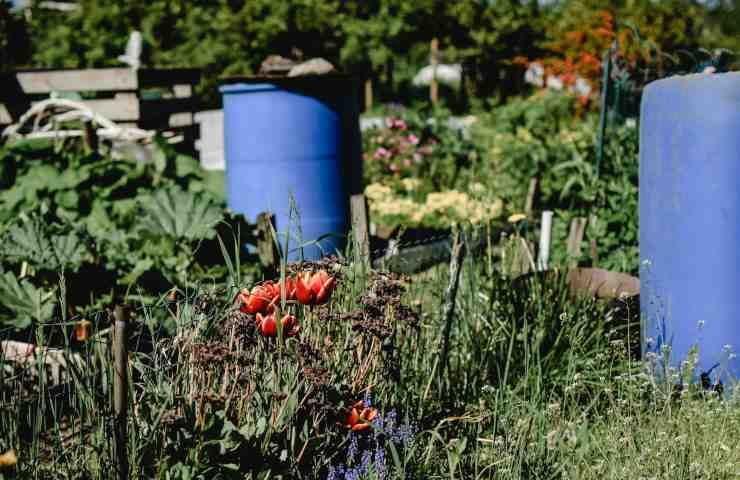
113;306;129;480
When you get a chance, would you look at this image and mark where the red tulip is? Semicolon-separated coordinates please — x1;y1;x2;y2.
256;312;300;338
238;284;273;314
295;270;336;305
345;400;378;432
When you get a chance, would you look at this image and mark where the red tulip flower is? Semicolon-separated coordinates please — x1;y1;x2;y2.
238;285;272;314
345;400;378;432
256;312;300;338
295;270;336;305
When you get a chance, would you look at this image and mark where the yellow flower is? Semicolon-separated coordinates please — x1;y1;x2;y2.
400;178;422;191
0;449;17;469
508;213;527;224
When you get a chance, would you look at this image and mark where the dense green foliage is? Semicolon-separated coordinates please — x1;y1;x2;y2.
473;92;639;273
9;0;734;106
0;139;255;333
2;239;738;478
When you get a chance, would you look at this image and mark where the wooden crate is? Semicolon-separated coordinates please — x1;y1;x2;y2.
0;67;201;152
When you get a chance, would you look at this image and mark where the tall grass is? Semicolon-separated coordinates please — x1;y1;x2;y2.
1;228;738;479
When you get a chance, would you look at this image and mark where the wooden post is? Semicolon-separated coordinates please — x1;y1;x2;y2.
567;217;587;268
537;210;553;271
524;177;538;217
350;194;370;266
255;212;278;270
364;78;373;112
439;230;464;380
112;306;129;480
430;37;439;105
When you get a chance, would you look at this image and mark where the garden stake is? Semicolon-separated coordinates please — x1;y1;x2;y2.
537;210;553;271
439;229;465;382
350;193;371;268
113;306;129;480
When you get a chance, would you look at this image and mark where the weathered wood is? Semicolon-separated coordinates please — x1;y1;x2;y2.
0;104;11;124
430;37;439;104
168;112;194;127
438;230;464;379
255;213;279;270
8;68;137;93
350;194;370;265
567;267;639;299
364;78;373;111
567;217;587;267
173;84;193;98
112;306;129;480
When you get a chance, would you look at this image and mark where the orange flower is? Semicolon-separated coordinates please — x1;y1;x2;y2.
256;312;300;338
237;285;272;314
345;400;378;432
295;270;336;305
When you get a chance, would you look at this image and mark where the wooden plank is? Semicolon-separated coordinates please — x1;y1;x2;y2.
567;217;587;267
0;104;11;124
77;96;139;121
168;112;194;127
12;68;137;93
173;84;193;98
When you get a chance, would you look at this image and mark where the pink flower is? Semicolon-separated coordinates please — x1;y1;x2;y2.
373;147;391;160
407;134;419;145
413;152;422;164
403;158;412;167
389;163;399;172
386;117;407;130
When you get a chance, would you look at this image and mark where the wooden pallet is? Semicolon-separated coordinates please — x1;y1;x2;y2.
0;67;201;151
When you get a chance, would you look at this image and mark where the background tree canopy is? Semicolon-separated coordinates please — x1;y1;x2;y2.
2;0;739;106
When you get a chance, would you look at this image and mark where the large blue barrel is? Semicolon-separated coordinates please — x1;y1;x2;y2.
640;72;740;389
220;75;362;260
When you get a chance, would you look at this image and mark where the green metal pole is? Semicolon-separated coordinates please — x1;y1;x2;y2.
595;47;612;178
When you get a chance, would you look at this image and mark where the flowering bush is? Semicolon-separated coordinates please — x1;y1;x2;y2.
365;182;502;229
362;111;499;230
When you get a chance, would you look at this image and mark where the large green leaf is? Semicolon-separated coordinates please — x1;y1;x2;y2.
141;187;223;241
2;217;88;272
0;271;56;329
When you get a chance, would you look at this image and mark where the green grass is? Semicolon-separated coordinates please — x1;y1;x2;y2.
1;229;739;479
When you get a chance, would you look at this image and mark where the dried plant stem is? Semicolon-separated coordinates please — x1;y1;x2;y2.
439;230;465;381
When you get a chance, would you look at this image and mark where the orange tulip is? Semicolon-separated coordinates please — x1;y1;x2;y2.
295;270;336;305
237;284;273;314
256;312;300;338
345;400;378;432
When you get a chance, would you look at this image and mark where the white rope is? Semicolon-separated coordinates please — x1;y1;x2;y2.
1;98;155;144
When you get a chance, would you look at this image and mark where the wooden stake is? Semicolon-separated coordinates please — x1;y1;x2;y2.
255;212;278;271
524;177;538;217
364;78;373;111
567;217;587;268
350;194;370;266
430;37;439;105
113;306;129;480
439;230;465;380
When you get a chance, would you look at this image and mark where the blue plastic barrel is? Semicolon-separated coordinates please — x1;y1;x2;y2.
220;75;361;260
640;72;740;389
